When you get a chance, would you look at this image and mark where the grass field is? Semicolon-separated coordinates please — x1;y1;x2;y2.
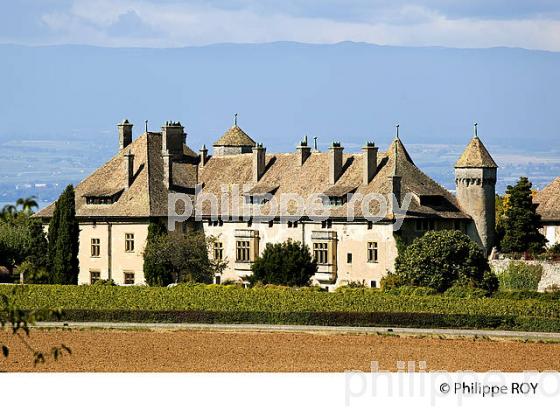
3;328;560;372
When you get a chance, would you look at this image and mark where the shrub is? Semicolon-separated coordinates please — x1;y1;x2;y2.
380;272;405;291
385;286;437;296
92;279;116;286
249;240;317;287
394;230;490;292
497;261;543;291
443;285;488;299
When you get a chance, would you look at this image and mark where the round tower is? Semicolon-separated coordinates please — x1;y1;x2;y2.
454;125;498;255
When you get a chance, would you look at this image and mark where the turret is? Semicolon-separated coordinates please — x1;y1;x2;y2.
454;124;498;255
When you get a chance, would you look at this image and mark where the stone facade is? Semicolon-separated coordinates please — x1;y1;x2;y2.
454;167;497;254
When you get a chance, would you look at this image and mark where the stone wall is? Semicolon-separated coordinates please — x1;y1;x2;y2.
489;258;560;292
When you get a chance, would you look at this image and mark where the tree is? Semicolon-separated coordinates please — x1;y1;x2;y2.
0;217;29;276
16;196;39;215
143;224;222;286
47;185;79;284
249;240;317;287
1;204;18;222
499;177;547;254
143;220;173;286
394;230;496;293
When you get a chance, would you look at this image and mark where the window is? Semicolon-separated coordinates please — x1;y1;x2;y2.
125;233;135;252
370;280;377;288
236;240;251;262
215;275;221;285
213;242;224;260
313;242;329;265
321;220;332;229
287;221;298;228
91;238;100;257
367;221;373;230
367;242;378;263
90;271;100;284
347;253;352;264
124;272;135;285
415;219;435;232
268;220;274;228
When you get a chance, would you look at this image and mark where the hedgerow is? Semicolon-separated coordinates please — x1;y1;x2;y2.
1;284;560;320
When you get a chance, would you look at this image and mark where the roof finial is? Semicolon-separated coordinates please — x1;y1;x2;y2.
234;113;238;126
145;120;148;133
474;122;478;137
395;123;400;139
313;136;318;152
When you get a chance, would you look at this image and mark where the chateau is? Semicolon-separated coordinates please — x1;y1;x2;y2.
36;119;498;289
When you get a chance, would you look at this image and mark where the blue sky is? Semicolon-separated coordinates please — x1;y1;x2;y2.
2;0;560;50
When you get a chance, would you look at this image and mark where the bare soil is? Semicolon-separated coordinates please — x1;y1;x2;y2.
3;329;560;372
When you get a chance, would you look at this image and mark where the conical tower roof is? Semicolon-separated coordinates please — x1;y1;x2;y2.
455;136;497;168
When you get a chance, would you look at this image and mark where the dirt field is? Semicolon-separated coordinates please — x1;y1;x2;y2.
3;328;560;372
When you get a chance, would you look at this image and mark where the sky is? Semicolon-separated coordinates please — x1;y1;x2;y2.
2;0;560;51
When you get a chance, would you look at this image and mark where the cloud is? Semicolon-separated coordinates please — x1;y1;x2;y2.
4;0;560;51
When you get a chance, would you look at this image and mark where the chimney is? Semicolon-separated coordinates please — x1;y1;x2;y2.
118;119;133;150
362;142;378;185
199;144;208;167
162;150;172;189
297;136;311;166
253;143;266;182
161;121;186;158
329;142;343;185
124;150;134;188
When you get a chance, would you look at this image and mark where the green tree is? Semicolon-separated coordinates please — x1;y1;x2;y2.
1;204;18;222
143;220;173;286
0;217;29;276
500;177;547;254
249;240;317;287
25;218;48;269
143;227;222;286
47;185;79;284
394;230;496;293
16;196;39;215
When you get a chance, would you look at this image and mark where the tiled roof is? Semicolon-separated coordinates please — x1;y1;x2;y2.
35;133;469;222
455;137;498;168
535;177;560;222
213;125;256;147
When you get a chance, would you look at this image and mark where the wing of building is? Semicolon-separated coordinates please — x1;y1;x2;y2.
534;177;560;247
35;119;497;289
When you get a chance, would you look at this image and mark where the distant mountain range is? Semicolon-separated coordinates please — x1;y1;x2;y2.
0;42;559;202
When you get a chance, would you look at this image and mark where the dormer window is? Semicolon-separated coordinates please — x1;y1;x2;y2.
84;189;123;205
321;185;357;207
245;194;270;205
245;184;279;205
